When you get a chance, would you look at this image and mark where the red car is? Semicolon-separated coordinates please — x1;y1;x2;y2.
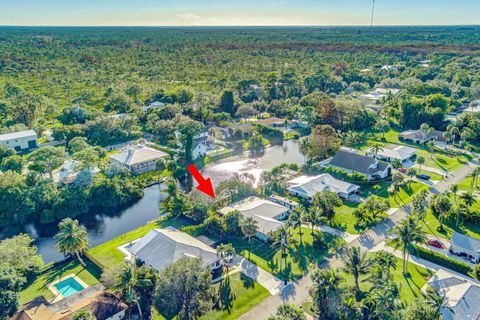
428;239;445;249
397;168;407;173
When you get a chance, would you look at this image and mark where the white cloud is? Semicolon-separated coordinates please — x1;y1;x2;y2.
176;13;201;25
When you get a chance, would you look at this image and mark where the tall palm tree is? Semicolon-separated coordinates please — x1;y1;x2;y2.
450;184;459;205
310;268;343;320
299;138;310;163
470;167;480;190
305;207;326;240
240;217;258;249
216;243;236;272
425;287;454;319
460;192;476;211
341;246;372;292
55;218;89;266
416;156;425;174
273;225;291;257
370;143;383;158
388;216;427;274
115;262;152;319
288;206;304;240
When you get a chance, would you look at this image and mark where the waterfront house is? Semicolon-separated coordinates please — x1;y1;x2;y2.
109;145;169;174
287;173;360;202
327;149;391;181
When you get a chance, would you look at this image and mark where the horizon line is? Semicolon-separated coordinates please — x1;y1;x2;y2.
1;24;479;28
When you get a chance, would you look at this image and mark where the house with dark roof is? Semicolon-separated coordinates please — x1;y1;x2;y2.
399;129;451;147
219;196;292;241
287;173;360;201
449;232;480;263
0;130;38;152
424;268;480;320
209;123;255;141
109;145;169;174
127;227;222;273
327;149;391;181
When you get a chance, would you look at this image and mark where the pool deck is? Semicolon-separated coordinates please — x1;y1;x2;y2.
47;273;89;303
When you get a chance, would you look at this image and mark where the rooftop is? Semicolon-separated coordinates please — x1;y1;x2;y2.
128;227;218;272
287;173;359;198
451;232;480;253
109;145;168;166
0;130;37;141
329;149;390;175
367;144;417;161
219;196;289;235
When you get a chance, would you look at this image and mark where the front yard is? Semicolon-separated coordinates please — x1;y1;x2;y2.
227;228;345;281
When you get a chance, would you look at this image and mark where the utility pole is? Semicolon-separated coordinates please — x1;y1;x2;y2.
371;0;376;27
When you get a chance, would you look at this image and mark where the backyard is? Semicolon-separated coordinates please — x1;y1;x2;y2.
19;260;101;305
227;228;345;280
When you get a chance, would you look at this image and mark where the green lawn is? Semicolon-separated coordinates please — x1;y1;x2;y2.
331;181;428;235
152;272;270;320
340;257;431;303
227;228;344;281
87;216;201;269
421;210;480;241
201;272;270;320
357;130;472;172
19;260;101;305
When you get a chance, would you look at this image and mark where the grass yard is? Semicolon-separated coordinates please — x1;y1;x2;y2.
421;210;480;241
19;259;101;305
151;272;270;320
201;272;270;320
340;257;431;303
357;130;472;172
331;181;428;235
227;228;345;281
87;215;200;269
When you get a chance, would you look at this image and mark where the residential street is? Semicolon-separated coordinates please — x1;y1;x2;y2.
240;160;477;320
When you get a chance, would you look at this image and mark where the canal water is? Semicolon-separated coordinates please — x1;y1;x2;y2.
2;139;304;263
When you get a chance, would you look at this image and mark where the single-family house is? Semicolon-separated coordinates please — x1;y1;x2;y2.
327;149;391;181
253;117;291;129
424;268;480;320
287;174;360;201
449;232;480;263
141;101;165;113
176;130;213;160
269;194;299;210
12;287;127;320
399;129;451;147
52;159;100;185
0;130;38;152
127;227;222;273
219;196;291;241
358;88;400;103
365;144;417;164
109;145;169;174
209;123;255;141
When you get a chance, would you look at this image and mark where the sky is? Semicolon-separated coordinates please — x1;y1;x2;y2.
1;0;479;26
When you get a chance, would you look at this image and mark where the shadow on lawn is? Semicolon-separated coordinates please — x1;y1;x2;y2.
218;276;235;313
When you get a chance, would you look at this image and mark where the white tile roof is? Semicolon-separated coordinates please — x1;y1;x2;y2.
427;269;480;320
219;196;289;235
0;129;37;141
367;144;417;161
109;146;168;166
287;173;359;198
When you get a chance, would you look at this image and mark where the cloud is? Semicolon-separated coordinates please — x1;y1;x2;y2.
176;13;201;25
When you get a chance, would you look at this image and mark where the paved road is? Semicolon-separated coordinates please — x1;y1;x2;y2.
240;161;477;320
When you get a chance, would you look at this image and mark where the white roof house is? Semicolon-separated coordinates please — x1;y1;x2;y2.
141;101;165;113
109;146;169;174
287;174;360;201
52;159;100;185
425;268;480;320
366;144;417;163
219;196;290;240
128;227;220;273
0;129;38;151
358;88;400;102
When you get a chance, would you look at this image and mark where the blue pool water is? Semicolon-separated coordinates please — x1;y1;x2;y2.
53;277;85;297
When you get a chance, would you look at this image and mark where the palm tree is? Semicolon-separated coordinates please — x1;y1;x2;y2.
416;156;425;174
341;246;372;292
470;167;480;190
299;138;310;163
115;262;152;318
216;243;236;271
240;217;258;250
55;218;89;266
443;131;453;146
370;143;383;158
450;184;459;205
460;192;476;211
388;216;427;274
425;287;454;319
406;168;416;182
426;140;436;159
305;207;326;240
258;171;272;198
288;206;304;240
310;268;343;320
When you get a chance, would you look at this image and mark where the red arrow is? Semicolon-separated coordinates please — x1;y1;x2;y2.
187;164;216;199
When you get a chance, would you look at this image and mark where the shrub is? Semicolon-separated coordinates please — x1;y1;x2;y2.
473;264;480;281
412;245;471;275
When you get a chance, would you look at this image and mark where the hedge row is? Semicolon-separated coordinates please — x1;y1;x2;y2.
412;245;472;275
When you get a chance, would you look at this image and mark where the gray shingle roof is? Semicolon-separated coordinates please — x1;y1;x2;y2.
129;227;219;273
329;149;390;175
109;146;168;166
0;129;37;141
287;174;359;198
451;232;480;253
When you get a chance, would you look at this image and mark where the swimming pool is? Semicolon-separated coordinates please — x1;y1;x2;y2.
53;277;85;298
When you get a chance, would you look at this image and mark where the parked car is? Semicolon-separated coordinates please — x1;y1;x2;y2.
416;173;431;180
428;239;445;249
397;168;407;173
